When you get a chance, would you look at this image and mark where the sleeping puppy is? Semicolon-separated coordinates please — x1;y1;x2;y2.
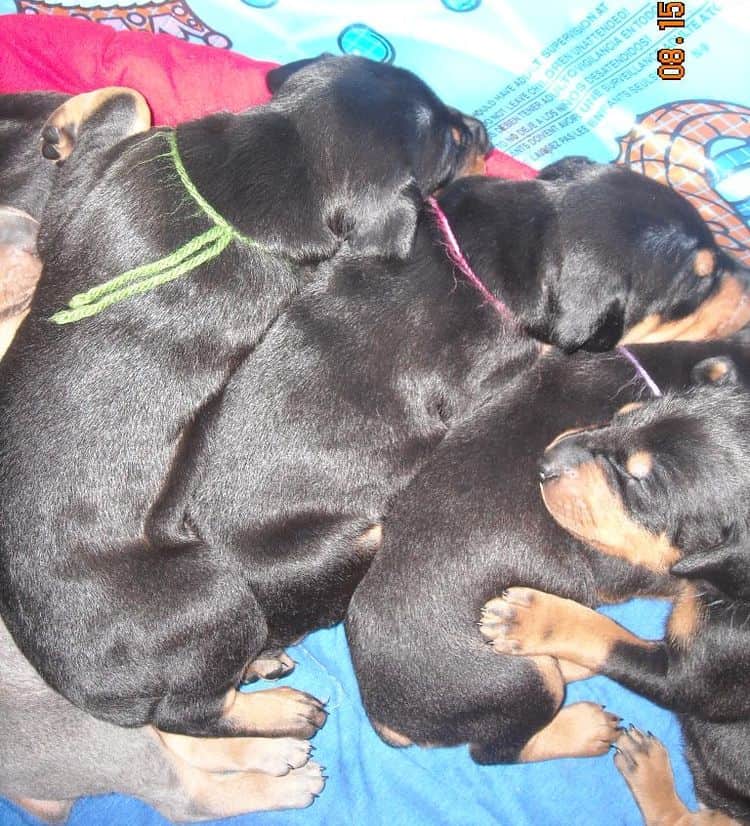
126;161;750;743
345;231;750;766
0;56;487;742
0;611;326;822
481;375;750;823
0;201;333;818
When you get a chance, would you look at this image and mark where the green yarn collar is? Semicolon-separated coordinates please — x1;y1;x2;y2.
50;131;257;325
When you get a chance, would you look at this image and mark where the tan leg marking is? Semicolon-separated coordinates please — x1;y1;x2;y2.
12;798;73;823
356;523;383;553
480;587;655;672
372;721;414;747
540;463;681;573
557;659;596;682
41;87;151;162
221;687;326;738
667;583;705;650
620;274;750;344
614;728;738;825
158;730;312;776
243;650;296;682
178;761;325;816
519;702;621;762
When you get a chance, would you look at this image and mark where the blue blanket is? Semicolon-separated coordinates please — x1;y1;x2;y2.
1;1;743;821
1;600;696;825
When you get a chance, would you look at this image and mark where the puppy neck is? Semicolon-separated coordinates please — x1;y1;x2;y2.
174;112;339;262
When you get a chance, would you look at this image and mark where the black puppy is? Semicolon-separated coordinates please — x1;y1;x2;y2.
0;90;145;358
0;91;71;216
136;161;750;741
481;377;750;823
0;58;486;741
345;244;750;770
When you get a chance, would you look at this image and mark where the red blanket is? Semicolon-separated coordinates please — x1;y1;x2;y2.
0;14;534;179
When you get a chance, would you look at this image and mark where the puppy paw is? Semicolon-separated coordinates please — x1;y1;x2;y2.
180;761;326;817
614;726;673;790
242;650;296;683
238;737;312;776
159;730;312;776
564;702;622;756
521;702;621;762
266;761;326;810
480;587;556;655
232;687;327;739
612;728;706;823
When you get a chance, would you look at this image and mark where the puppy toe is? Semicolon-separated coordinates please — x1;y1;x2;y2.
503;587;536;607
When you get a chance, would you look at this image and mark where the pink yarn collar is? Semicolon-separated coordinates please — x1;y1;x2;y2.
427;196;515;323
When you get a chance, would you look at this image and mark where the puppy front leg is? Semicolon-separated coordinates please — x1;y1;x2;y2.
614;728;738;826
479;587;676;707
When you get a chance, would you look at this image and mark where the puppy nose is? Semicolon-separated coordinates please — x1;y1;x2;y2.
462;114;492;153
538;440;592;482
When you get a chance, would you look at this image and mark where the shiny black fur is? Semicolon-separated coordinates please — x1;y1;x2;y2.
346;338;750;764
0;56;485;736
129;161;744;736
543;383;750;820
0;92;69;217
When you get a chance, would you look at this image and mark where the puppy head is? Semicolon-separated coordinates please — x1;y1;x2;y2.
539;368;750;577
439;161;750;353
267;55;490;259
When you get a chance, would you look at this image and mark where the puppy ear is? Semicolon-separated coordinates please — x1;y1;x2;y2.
266;54;334;94
537;156;597;181
690;356;738;386
671;543;750;601
344;181;422;258
547;276;625;353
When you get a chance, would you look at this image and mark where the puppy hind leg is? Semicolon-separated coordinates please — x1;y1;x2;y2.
40;88;151;163
519;701;622;762
469;655;565;764
471;656;620;764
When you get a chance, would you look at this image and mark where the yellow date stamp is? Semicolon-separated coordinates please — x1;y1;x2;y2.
656;1;685;79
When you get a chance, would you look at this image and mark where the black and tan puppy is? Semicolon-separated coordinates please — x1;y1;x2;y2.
346;252;750;769
481;377;750;823
0;59;487;742
0;611;327;821
130;161;750;742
